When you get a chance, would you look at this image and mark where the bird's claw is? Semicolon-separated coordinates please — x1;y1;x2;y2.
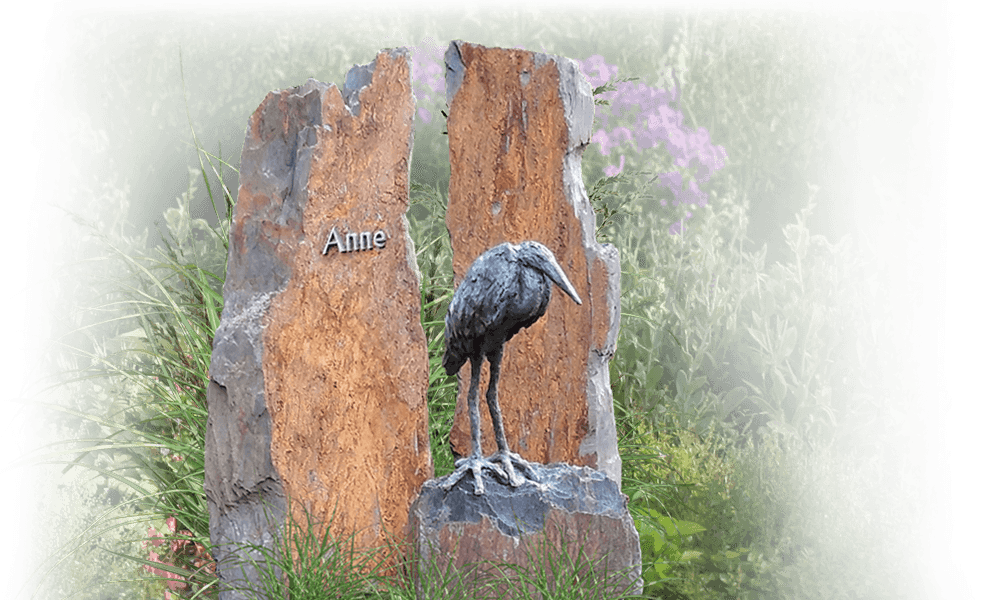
441;455;506;495
494;450;539;488
442;451;539;495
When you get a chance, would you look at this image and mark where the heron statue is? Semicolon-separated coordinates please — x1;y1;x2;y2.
441;240;582;495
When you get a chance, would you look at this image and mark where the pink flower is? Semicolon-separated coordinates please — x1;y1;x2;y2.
147;527;163;547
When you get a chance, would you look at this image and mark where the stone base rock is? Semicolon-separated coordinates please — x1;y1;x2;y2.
407;463;642;599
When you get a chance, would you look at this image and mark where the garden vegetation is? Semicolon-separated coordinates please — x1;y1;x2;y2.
28;11;934;600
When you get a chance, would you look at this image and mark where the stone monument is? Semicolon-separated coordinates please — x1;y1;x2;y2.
407;41;640;598
443;40;623;485
205;49;432;597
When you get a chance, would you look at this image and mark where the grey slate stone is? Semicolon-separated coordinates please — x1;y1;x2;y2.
409;463;642;599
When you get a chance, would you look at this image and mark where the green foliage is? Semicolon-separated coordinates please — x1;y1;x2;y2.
658;6;935;195
43;14;929;600
227;506;647;600
15;381;162;600
407;182;457;477
231;508;391;600
163;163;233;269
482;2;664;73
595;109;923;598
621;419;738;599
634;503;706;594
720;422;927;598
14;58;232;598
607;189;752;437
14;366;217;598
732;186;871;446
251;3;412;93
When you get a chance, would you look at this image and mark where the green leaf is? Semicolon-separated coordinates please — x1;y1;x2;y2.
747;327;770;351
675;369;689;396
795;223;809;258
680;550;704;561
719;386;748;419
645;364;664;391
657;515;707;537
769;370;788;405
761;289;776;317
767;420;796;437
779;326;798;359
681;348;695;369
653;560;673;580
689;375;707;393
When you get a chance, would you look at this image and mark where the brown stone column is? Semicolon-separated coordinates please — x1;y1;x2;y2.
205;49;431;597
444;41;623;484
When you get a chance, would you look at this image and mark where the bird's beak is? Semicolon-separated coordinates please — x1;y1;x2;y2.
553;271;583;305
520;241;583;305
539;257;583;305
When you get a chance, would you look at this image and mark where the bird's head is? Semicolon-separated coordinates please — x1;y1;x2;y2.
515;241;583;305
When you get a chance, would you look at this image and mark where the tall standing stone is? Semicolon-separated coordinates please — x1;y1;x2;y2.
444;41;623;485
205;49;431;597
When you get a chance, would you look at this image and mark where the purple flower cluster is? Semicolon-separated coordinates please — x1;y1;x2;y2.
407;44;727;234
580;55;727;234
410;41;447;125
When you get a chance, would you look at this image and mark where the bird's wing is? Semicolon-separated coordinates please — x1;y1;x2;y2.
449;265;512;342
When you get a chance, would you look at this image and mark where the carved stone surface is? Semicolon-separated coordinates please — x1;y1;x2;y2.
444;40;623;484
205;49;431;597
408;463;642;598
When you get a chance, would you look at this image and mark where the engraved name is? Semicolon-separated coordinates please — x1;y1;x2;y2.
323;226;387;255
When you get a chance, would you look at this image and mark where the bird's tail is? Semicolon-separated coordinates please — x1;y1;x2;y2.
442;318;467;376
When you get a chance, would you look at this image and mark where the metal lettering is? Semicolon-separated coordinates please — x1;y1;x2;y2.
322;226;388;255
323;226;344;255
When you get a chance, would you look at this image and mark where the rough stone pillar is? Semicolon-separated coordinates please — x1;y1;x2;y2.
205;49;431;597
444;41;623;484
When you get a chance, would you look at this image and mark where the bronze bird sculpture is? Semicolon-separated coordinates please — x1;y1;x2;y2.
442;241;582;495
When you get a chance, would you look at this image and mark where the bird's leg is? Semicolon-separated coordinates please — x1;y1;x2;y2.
442;354;508;495
467;354;484;459
485;345;539;487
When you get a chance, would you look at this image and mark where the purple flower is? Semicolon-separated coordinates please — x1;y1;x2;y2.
591;127;635;156
584;54;727;233
604;155;625;177
667;210;694;235
648;104;683;131
658;171;683;196
405;47;728;236
580;55;619;88
592;129;611;155
408;41;448;126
